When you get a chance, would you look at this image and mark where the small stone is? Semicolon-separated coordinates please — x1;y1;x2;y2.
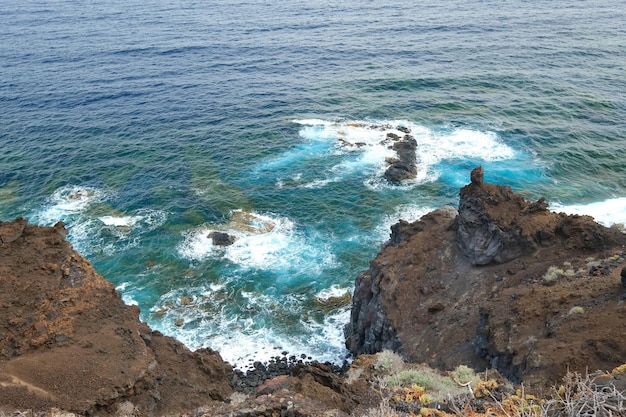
174;318;184;327
568;306;585;316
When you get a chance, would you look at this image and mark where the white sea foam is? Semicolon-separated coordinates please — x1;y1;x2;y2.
121;294;139;306
302;307;351;362
178;210;336;272
292;119;517;189
373;204;436;240
418;128;515;166
552;197;626;228
149;285;350;368
33;185;166;256
116;283;139;306
301;178;334;189
35;185;105;226
98;215;140;227
315;285;351;301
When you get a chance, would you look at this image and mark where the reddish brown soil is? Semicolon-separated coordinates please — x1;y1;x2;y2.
0;219;232;415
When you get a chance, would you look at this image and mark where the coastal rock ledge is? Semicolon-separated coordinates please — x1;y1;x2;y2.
0;219;232;415
345;167;626;390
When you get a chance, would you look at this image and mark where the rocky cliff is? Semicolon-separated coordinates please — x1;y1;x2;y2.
0;219;232;415
0;219;378;417
3;169;626;416
346;167;626;391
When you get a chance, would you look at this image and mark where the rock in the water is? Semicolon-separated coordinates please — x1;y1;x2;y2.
209;231;236;246
384;135;418;183
314;292;352;311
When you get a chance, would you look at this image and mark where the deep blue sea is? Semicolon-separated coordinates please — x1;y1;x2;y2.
2;0;626;368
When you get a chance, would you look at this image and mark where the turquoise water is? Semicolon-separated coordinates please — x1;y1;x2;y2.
1;0;626;367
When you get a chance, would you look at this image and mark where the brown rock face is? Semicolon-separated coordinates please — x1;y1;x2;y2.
346;171;626;392
0;219;232;415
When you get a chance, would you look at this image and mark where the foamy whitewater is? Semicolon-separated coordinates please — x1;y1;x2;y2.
2;0;625;368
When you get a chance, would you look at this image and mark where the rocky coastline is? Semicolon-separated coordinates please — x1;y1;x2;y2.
345;167;626;390
2;169;626;416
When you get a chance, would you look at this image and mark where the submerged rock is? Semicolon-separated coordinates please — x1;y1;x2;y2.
314;292;352;311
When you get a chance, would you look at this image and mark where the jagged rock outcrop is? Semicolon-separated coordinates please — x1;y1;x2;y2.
344;260;403;356
344;207;458;356
384;134;418;183
0;219;232;415
346;169;626;391
457;167;624;265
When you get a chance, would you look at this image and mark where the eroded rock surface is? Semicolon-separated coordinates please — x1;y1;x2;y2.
383;134;418;183
0;219;232;415
346;169;626;391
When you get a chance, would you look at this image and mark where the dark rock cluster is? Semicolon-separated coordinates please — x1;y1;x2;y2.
230;355;347;395
383;132;418;183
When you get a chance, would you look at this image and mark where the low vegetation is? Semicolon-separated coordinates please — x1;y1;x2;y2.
362;352;626;417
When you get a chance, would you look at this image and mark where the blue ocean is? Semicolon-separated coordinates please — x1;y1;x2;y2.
1;0;626;368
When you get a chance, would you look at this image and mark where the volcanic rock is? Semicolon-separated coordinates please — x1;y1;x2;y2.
384;134;418;183
0;219;232;415
209;231;236;246
470;166;484;185
346;169;626;391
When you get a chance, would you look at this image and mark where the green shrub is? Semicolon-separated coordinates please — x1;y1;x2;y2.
543;266;564;285
374;350;404;374
386;369;433;389
451;364;476;385
385;367;465;402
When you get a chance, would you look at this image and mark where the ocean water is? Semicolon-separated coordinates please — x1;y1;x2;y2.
1;0;626;367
